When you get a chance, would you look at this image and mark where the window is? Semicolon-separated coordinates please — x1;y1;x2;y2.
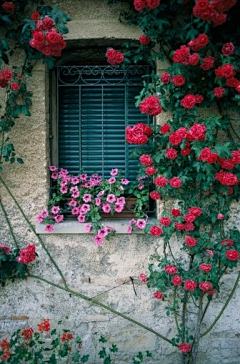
52;64;151;181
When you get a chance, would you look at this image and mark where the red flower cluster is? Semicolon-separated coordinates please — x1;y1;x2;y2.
218;150;240;170
126;123;152;144
199;282;213;292
188;34;209;52
193;0;237;27
184;280;197;291
145;166;156;175
221;239;233;247
199;147;218;163
16;244;36;264
169;127;188;145
166;148;178;160
160;217;171;226
21;328;34;340
61;332;74;342
173;45;199;66
139;35;151;45
171;275;182;286
154;176;168;187
0;69;12;88
150;225;163;236
215;64;235;79
181;94;203;109
0;243;10;254
106;48;124;65
160;123;171;134
170;177;182;188
134;0;160;11
2;2;15;13
139;95;162;116
187;124;206;141
215;170;239;186
171;208;181;217
199;263;212;272
200;56;215;71
0;339;10;362
37;319;50;332
30;16;66;57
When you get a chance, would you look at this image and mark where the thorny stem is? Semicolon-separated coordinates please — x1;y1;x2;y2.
0;196;19;248
191;297;203;364
0;176;68;289
201;272;240;337
29;274;172;344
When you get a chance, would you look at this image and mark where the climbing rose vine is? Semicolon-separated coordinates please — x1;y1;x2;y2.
107;0;240;362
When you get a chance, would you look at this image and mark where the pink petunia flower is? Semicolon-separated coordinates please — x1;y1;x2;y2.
55;214;64;223
83;194;92;203
110;168;118;176
107;194;116;203
60;186;68;194
102;203;111;213
45;224;54;232
68;199;77;207
94;235;104;245
117;197;125;205
98;228;108;238
108;177;116;184
127;226;133;234
51;206;60;215
114;203;124;213
135;219;146;229
80;173;88;181
71;207;79;215
36;214;43;223
95;197;101;206
51;172;58;180
40;209;48;218
121;178;130;185
49;165;58;172
77;215;85;223
84;223;92;233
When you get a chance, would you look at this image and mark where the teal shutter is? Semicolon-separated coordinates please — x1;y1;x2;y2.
57;66;151;180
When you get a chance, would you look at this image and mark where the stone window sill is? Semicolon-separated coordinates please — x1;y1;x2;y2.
35;219;155;234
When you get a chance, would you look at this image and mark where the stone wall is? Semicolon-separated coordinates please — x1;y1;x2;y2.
0;1;240;363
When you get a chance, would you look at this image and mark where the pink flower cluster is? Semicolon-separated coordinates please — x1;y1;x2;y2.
134;0;160;11
139;95;162;116
94;226;116;245
127;218;147;234
16;245;36;264
126;123;153;144
106;48;124;65
30;16;66;57
193;0;237;27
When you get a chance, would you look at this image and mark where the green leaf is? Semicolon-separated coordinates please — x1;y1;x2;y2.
21;105;31;116
17;158;24;164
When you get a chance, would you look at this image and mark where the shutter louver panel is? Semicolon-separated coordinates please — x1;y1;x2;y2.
57;66;151;180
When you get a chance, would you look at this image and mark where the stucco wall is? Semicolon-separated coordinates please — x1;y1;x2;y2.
0;1;240;363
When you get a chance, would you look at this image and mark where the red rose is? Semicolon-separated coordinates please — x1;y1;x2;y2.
214;87;225;98
195;94;204;103
139;35;151;45
188;207;202;216
145;166;157;175
166;148;178;159
184;222;195;231
181;148;191;156
106;48;116;60
10;83;19;90
160;123;171;134
2;2;15;13
171;275;183;286
139;154;153;166
200;147;212;161
184;214;196;223
42;16;54;30
200;56;215;71
165;265;177;274
170;177;182;188
215;170;239;186
160;217;171;226
146;0;160;9
226;77;239;87
221;64;235;79
173;45;190;65
181;95;196;109
218;157;235;170
175;222;185;230
134;0;147;11
221;239;234;247
150;226;163;236
33;31;45;46
189;53;200;66
171;208;181;217
199;282;213;292
222;42;235;56
169;133;183;146
139;273;147;282
140;95;162;116
150;191;161;200
46;31;62;45
179;343;191;353
154;291;164;299
199;263;212;272
154;176;168;187
173;75;186;86
185;236;197;247
226;250;240;261
188;124;206;140
160;72;171;84
215;67;224;78
32;11;40;21
184;280;197;290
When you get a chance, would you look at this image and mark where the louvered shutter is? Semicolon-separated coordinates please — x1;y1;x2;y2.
57;66;150;180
